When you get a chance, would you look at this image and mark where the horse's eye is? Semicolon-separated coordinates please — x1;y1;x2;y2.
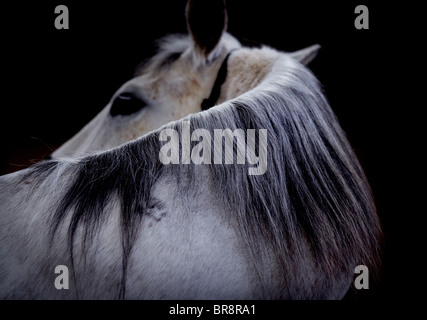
110;92;147;117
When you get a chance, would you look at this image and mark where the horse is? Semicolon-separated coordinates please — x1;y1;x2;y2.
0;0;381;299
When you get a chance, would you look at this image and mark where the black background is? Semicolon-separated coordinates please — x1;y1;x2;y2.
0;0;415;307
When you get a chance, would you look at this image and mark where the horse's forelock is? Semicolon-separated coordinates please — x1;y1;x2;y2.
134;34;191;76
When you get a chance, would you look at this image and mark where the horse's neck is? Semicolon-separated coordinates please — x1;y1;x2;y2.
0;165;263;299
123;171;264;299
0;158;352;299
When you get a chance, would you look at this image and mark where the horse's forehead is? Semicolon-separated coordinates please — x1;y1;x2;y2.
127;45;283;108
130;65;204;104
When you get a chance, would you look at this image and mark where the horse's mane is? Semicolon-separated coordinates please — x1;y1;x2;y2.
23;46;382;298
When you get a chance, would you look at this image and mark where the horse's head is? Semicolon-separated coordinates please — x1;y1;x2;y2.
52;0;320;158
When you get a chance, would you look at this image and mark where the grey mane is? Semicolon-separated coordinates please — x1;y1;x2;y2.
22;48;382;299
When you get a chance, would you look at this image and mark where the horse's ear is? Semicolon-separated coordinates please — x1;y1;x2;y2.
289;44;321;65
186;0;227;57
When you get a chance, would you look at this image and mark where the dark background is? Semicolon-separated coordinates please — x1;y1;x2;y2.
0;0;412;304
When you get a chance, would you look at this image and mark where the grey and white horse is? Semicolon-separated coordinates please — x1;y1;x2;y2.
0;0;381;299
